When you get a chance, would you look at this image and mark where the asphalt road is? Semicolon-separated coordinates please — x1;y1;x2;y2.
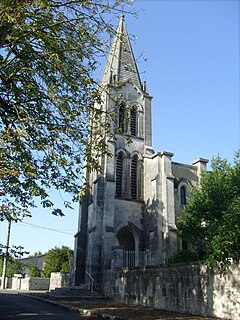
0;290;97;320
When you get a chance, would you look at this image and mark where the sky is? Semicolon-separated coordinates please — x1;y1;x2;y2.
1;0;239;257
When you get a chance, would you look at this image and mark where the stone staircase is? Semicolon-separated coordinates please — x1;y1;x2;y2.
45;284;108;301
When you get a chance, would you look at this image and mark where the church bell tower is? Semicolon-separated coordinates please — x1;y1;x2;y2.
73;15;153;292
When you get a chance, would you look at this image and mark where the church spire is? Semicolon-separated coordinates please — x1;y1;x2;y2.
101;15;142;88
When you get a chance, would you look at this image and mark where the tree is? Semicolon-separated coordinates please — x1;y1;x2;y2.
0;257;23;277
44;246;73;278
0;0;133;222
0;243;29;262
177;151;240;271
28;264;41;277
0;240;28;287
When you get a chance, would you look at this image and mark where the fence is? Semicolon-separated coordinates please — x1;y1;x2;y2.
123;250;153;268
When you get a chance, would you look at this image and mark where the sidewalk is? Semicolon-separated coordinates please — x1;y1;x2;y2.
22;292;226;320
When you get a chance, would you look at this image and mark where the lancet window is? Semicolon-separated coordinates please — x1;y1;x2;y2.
118;103;125;134
180;185;187;206
130;106;137;136
131;155;138;200
116;152;124;197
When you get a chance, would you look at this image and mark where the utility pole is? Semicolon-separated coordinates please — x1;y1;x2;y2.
1;219;11;289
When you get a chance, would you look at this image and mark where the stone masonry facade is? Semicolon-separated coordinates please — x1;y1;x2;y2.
72;15;208;295
115;263;240;319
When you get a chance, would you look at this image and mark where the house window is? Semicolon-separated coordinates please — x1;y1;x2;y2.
116;152;124;197
118;103;125;133
180;186;187;206
131;155;138;200
130;107;137;136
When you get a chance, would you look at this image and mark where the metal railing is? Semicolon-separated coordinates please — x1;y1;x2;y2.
139;250;153;267
86;270;94;294
123;250;135;268
123;250;153;268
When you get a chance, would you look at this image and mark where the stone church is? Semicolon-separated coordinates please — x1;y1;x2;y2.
72;15;208;294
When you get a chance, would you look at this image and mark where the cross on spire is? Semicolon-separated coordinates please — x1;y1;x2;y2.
121;4;125;20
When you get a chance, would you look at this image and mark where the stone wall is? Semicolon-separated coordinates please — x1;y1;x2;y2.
29;278;50;290
115;263;240;319
49;272;70;291
12;277;21;290
11;277;50;291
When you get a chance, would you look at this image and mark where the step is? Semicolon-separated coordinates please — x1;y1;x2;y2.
48;286;105;299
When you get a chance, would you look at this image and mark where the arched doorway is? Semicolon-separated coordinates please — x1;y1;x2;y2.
116;227;136;267
117;227;135;250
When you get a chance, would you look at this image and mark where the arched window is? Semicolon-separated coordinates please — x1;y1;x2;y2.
116;152;124;197
118;103;125;133
131;155;138;200
180;186;187;206
130;106;137;136
182;240;188;250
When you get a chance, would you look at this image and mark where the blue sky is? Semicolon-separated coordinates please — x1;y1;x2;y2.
1;0;239;256
127;0;239;165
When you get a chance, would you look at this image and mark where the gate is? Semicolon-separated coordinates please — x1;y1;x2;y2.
123;250;153;268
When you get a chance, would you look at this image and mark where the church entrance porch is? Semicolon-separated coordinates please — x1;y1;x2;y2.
116;226;135;251
111;247;153;269
115;226;137;268
111;226;153;269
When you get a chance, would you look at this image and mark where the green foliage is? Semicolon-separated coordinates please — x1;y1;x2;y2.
8;259;24;277
32;251;42;257
28;264;41;277
0;0;133;222
178;151;240;271
44;246;73;278
0;258;23;277
169;250;199;264
0;243;29;259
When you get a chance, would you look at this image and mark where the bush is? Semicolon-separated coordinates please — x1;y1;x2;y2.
44;246;73;278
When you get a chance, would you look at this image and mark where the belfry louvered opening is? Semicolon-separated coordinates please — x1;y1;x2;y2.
130;107;137;136
131;155;138;200
116;152;124;197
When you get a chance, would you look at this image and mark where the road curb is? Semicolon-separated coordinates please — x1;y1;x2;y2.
20;293;135;320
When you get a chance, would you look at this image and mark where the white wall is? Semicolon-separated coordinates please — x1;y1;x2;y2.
11;277;49;291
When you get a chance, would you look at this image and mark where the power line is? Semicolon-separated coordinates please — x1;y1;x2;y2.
19;222;75;236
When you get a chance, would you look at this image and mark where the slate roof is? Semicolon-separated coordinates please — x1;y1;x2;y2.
101;15;142;88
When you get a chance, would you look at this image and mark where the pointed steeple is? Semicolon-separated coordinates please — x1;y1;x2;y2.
101;15;142;88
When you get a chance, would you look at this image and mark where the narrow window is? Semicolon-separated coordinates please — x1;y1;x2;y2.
116;152;124;197
130;107;137;136
131;155;138;200
182;240;188;250
139;163;143;199
118;103;125;133
180;186;186;206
